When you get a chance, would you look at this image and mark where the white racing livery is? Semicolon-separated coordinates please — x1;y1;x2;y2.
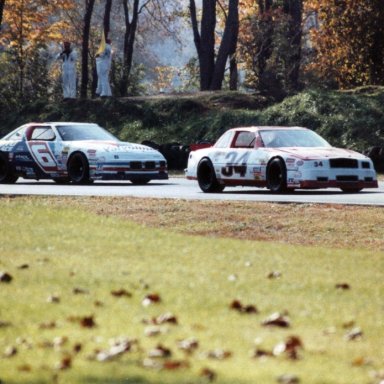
0;122;168;184
186;126;378;193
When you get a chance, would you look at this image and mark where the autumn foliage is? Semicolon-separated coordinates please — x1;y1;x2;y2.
306;0;384;88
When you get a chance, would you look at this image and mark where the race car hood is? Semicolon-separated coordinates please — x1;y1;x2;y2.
271;146;368;160
66;140;165;161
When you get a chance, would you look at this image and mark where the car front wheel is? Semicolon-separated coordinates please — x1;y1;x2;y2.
67;152;91;184
0;152;18;184
197;158;224;193
267;158;287;193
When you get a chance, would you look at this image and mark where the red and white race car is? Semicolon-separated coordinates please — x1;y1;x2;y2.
186;126;378;193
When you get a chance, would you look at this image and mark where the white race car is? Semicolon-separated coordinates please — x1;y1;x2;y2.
0;122;168;184
186;126;378;193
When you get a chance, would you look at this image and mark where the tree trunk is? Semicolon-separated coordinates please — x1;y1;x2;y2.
283;0;302;90
370;0;384;84
80;0;95;99
190;0;216;91
103;0;113;39
120;0;139;96
0;0;5;30
210;0;239;90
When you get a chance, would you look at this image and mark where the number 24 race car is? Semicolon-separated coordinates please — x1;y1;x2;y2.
186;126;378;193
0;122;168;184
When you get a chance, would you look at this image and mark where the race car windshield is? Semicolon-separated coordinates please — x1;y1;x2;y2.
260;129;331;148
57;124;119;142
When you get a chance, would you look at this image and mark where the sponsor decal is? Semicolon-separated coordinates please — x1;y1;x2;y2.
14;154;32;162
296;160;304;166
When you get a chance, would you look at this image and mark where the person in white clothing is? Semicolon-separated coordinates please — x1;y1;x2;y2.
57;42;77;99
96;39;112;97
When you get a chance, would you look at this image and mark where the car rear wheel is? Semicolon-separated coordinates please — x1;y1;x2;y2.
131;179;150;185
0;152;18;184
67;152;91;184
267;158;287;193
197;158;224;193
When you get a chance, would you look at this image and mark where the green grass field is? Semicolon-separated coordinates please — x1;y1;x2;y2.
0;197;383;384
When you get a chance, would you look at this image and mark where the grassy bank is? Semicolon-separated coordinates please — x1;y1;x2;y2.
1;87;384;152
0;197;383;384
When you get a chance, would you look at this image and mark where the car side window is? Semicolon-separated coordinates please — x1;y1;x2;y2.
5;127;27;141
233;131;256;148
30;127;56;141
215;131;233;148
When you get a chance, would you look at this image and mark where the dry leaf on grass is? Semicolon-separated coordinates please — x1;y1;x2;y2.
262;312;291;328
111;289;132;298
230;299;258;314
0;272;13;283
142;293;161;306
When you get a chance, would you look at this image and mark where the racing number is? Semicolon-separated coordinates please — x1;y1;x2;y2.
28;142;58;172
221;151;250;178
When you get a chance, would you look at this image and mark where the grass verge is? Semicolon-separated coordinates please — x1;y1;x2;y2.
0;197;383;384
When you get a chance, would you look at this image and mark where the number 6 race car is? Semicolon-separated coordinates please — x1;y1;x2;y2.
186;126;378;193
0;122;168;184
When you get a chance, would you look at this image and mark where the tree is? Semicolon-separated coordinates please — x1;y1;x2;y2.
238;0;303;94
306;0;384;88
80;0;95;98
1;0;73;100
0;0;5;30
190;0;239;91
103;0;113;39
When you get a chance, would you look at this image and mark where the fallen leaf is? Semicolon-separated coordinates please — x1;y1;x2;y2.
335;283;350;290
342;320;355;329
351;356;372;366
0;272;13;283
200;367;216;381
17;264;29;269
262;312;291;328
228;274;238;281
230;300;258;314
206;349;232;360
39;321;57;330
67;315;96;328
54;356;72;370
47;295;60;303
3;346;17;358
251;348;274;358
144;326;164;337
0;321;12;328
96;339;135;361
177;338;199;354
142;293;161;307
94;300;104;307
111;289;132;298
277;374;300;384
155;312;178;324
53;336;68;349
17;364;32;372
345;327;363;341
147;344;172;358
73;343;82;353
73;287;89;295
267;271;282;279
162;360;189;370
273;336;303;360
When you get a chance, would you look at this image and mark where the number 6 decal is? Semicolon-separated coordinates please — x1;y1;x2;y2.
27;142;58;173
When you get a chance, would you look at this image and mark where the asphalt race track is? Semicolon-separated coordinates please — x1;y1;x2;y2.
0;178;384;206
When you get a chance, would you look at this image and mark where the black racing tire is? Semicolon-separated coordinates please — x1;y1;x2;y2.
131;179;150;185
53;177;70;184
267;158;287;193
197;158;224;193
0;152;18;184
67;152;91;184
340;187;363;193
